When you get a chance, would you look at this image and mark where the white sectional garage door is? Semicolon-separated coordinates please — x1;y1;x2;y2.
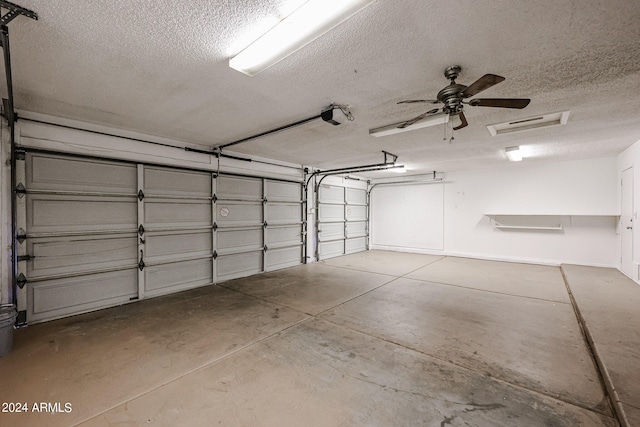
17;152;303;323
317;183;368;260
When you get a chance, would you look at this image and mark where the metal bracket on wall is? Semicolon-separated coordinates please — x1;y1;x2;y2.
0;1;37;26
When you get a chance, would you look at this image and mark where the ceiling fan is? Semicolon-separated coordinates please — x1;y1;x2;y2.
397;65;531;130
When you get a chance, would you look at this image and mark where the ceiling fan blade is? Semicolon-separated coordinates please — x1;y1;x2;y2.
468;98;531;109
453;111;468;130
397;99;440;105
460;74;505;98
398;108;442;128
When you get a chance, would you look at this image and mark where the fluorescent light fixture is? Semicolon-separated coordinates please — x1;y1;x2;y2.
370;114;449;137
505;146;523;162
229;0;374;76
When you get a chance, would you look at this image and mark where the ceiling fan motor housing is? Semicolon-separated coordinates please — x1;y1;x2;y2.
437;83;466;114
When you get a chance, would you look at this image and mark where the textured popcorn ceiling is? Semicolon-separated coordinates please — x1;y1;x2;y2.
4;0;640;175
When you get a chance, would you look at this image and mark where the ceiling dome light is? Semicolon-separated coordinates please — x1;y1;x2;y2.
505;146;523;162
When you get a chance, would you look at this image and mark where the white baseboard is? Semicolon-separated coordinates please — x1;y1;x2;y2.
369;244;617;269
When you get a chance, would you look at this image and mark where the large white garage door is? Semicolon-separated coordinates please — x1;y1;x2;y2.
17;152;303;323
317;183;368;260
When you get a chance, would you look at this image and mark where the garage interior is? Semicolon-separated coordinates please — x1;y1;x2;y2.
0;1;639;426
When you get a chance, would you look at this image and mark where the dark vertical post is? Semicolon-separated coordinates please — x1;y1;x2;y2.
0;25;17;305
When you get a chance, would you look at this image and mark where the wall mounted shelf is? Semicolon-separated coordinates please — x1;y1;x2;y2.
484;214;620;232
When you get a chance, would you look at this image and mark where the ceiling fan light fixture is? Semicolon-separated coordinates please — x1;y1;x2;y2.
229;0;374;76
449;113;463;129
505;146;523;162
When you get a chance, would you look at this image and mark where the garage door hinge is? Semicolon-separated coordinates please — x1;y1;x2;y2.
263;221;268;228
16;228;26;243
138;224;145;236
264;245;268;252
212;194;217;203
213;250;218;260
15;182;26;198
213;222;217;231
138;259;145;271
16;273;27;289
138;189;144;201
17;254;33;262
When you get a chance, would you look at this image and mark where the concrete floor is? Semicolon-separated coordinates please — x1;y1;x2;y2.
0;250;629;426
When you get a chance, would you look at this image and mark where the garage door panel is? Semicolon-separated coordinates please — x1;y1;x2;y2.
346;221;367;238
266;246;302;271
27;153;137;194
217;251;263;281
346;237;367;254
216;202;262;227
318;185;344;204
265;180;300;202
144;167;211;198
145;230;212;260
318;204;344;222
217;228;263;252
265;203;300;225
318;222;344;241
144;259;212;297
346;205;367;221
346;188;367;205
27;196;137;234
217;176;262;200
266;226;302;247
145;199;211;228
318;240;345;259
29;269;138;321
27;235;137;279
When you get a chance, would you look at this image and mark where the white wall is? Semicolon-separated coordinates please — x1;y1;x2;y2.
371;157;620;267
371;183;444;251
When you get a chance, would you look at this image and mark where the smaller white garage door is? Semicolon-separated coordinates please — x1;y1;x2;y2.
317;182;368;260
